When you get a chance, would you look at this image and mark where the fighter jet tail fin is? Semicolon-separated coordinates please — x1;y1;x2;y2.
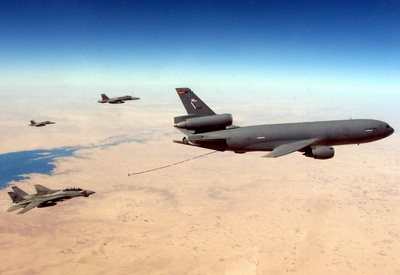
35;184;52;194
8;192;23;203
100;94;110;100
30;120;36;126
12;186;29;198
175;88;216;117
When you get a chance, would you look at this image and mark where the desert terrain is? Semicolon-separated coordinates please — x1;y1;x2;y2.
1;1;399;273
0;94;399;274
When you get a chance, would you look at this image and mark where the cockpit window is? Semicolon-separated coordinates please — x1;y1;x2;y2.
63;188;83;191
386;124;391;129
365;127;377;132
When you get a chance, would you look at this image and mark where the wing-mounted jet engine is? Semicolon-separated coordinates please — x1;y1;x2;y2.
303;146;335;159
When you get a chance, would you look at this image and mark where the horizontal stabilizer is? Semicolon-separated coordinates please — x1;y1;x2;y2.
18;199;45;214
173;140;200;147
173;140;225;152
188;135;226;142
264;139;317;158
8;204;25;212
173;137;226;145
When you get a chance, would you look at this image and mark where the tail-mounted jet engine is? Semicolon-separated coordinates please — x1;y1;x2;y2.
174;113;232;131
303;146;335;160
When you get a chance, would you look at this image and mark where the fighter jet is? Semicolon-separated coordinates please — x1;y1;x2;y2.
29;120;55;127
173;88;394;159
98;94;140;104
7;185;95;214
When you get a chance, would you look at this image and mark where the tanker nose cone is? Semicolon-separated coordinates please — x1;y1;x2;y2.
386;124;394;136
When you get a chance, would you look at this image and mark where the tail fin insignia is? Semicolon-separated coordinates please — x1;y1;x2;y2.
175;88;215;117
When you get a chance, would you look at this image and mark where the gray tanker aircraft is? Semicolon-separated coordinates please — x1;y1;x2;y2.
7;185;95;214
173;88;394;159
29;120;55;127
98;94;140;104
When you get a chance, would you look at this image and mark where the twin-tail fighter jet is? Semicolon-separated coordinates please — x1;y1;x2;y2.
98;94;140;104
29;120;55;127
173;88;394;159
8;185;95;214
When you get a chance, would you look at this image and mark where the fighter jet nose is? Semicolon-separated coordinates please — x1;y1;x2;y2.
83;190;95;197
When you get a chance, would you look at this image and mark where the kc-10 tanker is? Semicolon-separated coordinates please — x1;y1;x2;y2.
173;88;394;159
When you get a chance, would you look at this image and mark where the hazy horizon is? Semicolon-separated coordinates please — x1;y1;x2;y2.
0;2;399;274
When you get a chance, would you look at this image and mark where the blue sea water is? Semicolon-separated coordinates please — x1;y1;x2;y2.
0;148;77;189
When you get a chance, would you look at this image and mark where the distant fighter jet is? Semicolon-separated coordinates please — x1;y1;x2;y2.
29;120;55;127
7;185;95;214
98;94;140;104
173;88;394;159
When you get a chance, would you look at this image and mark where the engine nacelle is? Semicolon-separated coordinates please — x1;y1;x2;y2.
174;113;233;131
304;146;335;160
37;202;57;208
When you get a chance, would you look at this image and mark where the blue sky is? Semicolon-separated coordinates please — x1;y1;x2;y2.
1;1;399;102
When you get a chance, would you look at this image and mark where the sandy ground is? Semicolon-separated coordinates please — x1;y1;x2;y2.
0;131;399;275
0;93;399;274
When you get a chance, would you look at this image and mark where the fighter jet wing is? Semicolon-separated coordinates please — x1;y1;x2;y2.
264;139;317;158
17;199;46;214
35;184;52;194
